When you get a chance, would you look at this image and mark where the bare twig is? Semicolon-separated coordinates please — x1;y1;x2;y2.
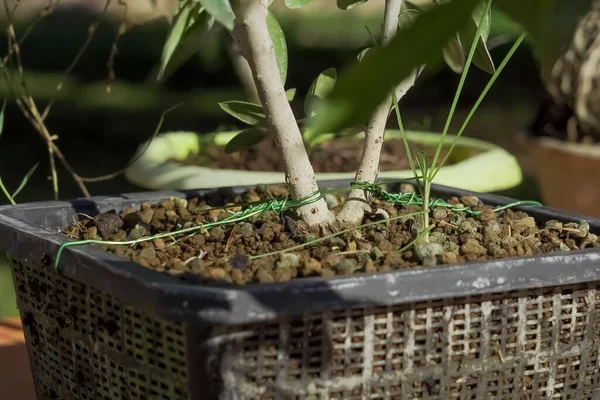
2;13;91;197
106;21;128;93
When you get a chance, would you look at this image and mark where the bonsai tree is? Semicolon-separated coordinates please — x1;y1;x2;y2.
159;0;570;231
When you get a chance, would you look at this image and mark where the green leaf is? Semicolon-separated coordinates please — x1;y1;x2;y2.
337;0;368;10
11;163;38;199
286;88;297;101
158;11;214;82
285;0;317;8
443;34;466;73
219;101;266;126
357;48;370;62
158;0;198;80
225;129;269;153
398;8;421;30
202;0;234;30
305;67;337;118
310;0;480;135
0;99;6;141
471;1;491;42
458;3;494;74
267;12;288;86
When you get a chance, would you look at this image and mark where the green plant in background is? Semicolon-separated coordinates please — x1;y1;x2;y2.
154;0;572;234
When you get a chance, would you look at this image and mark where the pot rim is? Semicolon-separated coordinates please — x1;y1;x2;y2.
1;180;599;325
123;130;523;193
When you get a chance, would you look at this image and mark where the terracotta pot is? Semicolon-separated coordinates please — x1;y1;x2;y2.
520;131;600;218
0;318;35;400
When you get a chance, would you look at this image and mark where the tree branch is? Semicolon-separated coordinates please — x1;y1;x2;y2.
231;0;334;227
338;0;416;227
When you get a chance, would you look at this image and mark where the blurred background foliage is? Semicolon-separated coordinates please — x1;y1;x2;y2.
0;0;573;317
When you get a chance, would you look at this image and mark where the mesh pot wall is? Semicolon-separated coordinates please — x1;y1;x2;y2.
2;182;600;399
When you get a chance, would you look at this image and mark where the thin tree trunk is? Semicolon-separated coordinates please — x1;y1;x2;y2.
338;0;416;227
231;0;335;227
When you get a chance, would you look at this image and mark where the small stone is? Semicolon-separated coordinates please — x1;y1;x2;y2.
229;254;250;271
545;220;563;230
432;208;448;220
256;268;275;283
278;253;300;269
400;183;415;193
231;269;245;285
209;267;227;280
414;243;444;261
575;221;590;238
460;196;480;208
478;207;496;222
422;256;438;267
439;252;458;264
240;223;254;238
429;231;447;245
275;267;293;282
139;247;156;259
511;217;536;235
159;199;175;210
460;239;487;255
139;209;154;224
123;212;141;229
357;241;372;251
357;251;371;265
110;230;127;242
189;258;206;273
459;221;477;235
376;238;396;252
95;212;124;239
172;260;186;271
208;209;222;220
320;268;335;278
371;247;384;261
153;238;166;250
365;259;376;273
324;194;340;208
334;259;357;275
301;233;319;243
173;197;188;210
83;226;98;240
303;258;322;275
163;212;177;223
328;237;346;249
128;227;147;240
209;227;225;241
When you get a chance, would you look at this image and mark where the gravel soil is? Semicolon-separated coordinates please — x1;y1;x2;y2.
62;185;599;286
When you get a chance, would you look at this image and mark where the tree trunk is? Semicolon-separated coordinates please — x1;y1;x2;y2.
338;0;416;227
231;0;335;228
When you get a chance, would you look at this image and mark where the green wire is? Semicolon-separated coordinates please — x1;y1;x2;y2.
54;182;542;269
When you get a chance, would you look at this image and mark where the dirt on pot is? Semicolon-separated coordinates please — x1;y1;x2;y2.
61;185;600;286
172;138;479;172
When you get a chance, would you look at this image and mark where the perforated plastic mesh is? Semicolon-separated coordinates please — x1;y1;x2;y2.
9;258;188;400
218;284;600;399
10;257;600;400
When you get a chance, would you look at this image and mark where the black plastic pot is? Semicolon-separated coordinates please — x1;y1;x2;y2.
2;181;600;399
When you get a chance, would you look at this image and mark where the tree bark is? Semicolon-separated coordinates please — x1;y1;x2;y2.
231;0;335;227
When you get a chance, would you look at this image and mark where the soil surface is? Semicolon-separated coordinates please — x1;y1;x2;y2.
62;185;600;286
174;138;479;173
